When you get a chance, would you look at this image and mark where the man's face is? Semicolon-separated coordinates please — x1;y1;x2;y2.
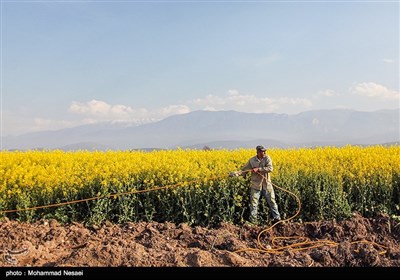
257;150;266;158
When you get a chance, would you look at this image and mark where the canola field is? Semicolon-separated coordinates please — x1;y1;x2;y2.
1;146;399;226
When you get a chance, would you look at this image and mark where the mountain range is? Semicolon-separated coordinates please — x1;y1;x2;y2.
2;108;399;151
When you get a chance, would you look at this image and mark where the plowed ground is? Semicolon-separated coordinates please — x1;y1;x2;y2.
1;213;399;268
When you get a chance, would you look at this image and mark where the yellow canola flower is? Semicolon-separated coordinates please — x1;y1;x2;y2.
0;146;398;205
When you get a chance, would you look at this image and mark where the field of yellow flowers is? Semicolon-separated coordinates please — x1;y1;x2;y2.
1;146;399;226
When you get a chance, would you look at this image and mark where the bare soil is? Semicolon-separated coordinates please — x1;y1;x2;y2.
0;213;399;267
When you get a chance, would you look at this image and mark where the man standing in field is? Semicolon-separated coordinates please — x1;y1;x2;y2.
230;145;281;225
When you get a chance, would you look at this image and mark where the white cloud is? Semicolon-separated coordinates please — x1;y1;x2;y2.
189;90;312;113
350;82;400;100
69;100;133;117
4;83;398;136
158;105;190;115
63;92;313;131
68;99;190;125
110;104;134;116
318;90;335;97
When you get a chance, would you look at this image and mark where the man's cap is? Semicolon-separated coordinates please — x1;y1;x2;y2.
256;145;266;152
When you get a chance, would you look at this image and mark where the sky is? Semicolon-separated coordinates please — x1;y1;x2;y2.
1;0;399;136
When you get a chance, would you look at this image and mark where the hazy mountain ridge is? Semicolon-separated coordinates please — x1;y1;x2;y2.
2;109;399;151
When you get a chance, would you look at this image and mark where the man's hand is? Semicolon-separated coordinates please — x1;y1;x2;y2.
252;167;260;173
